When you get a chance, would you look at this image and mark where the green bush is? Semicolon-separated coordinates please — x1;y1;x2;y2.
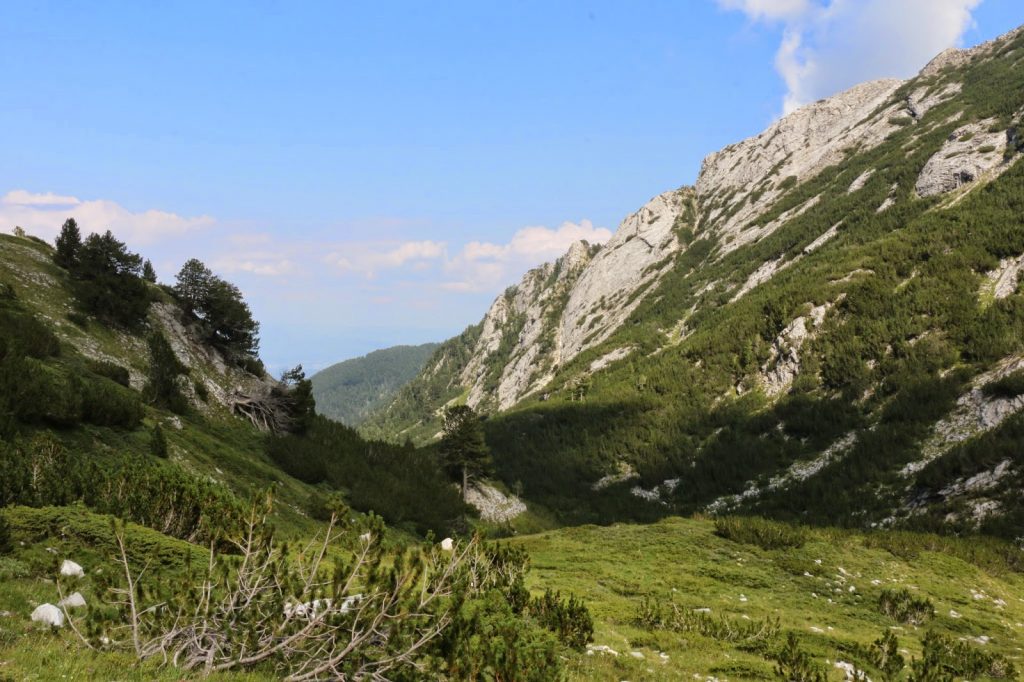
910;631;1016;680
433;590;562;681
878;588;934;625
714;516;807;550
144;331;189;414
80;376;144;427
87;359;131;387
982;369;1024;399
528;589;594;650
150;424;168;458
773;632;826;681
66;310;89;328
634;595;780;647
0;434;240;543
0;512;12;555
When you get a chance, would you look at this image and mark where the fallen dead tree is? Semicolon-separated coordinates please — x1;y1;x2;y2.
230;389;295;433
63;494;479;680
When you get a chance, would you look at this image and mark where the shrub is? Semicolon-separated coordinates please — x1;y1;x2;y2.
910;631;1016;680
714;516;807;550
193;380;209;402
528;589;594;650
778;175;799;191
87;359;131;387
0;512;12;555
80;376;144;427
150;424;168;458
435;590;562;681
144;331;189;414
982;369;1024;399
773;632;826;682
634;595;780;647
66;310;89;327
0;308;60;358
878;588;934;625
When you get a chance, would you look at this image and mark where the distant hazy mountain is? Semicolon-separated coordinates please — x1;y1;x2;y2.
311;343;440;426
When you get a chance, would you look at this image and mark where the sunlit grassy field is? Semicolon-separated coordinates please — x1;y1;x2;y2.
510;517;1024;680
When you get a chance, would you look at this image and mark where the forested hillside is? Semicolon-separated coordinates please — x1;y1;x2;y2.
0;228;605;680
310;342;439;426
368;26;1024;536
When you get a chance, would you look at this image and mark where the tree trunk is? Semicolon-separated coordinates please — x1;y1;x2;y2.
462;467;468;503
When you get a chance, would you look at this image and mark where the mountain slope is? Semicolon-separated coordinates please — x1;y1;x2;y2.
368;25;1024;534
311;342;439;425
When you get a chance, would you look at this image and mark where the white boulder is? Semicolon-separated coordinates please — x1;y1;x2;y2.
31;603;65;627
60;559;85;578
59;592;87;608
440;537;454;551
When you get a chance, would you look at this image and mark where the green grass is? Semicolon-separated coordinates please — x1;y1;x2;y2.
508;517;1024;680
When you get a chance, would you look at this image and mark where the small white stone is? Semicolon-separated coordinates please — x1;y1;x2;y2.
31;603;64;627
60;560;85;578
440;537;454;551
630;651;645;659
58;592;86;608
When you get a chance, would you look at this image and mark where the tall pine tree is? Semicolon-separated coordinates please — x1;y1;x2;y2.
439;405;492;501
53;218;82;269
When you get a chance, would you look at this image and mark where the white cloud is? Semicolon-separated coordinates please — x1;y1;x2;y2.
213;253;296;277
719;0;982;114
324;240;447;278
442;219;612;292
1;189;214;245
717;0;810;22
3;190;81;207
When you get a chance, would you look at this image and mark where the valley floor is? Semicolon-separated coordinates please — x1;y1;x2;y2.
511;517;1024;681
2;512;1022;680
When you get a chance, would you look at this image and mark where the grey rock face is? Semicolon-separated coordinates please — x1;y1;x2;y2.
915;119;1008;197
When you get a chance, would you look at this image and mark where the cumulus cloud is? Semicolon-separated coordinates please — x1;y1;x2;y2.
324;240;447;278
213;252;296;277
719;0;982;114
442;219;612;292
314;219;610;292
1;189;214;245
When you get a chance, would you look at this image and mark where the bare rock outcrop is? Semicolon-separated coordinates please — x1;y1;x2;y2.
697;78;903;255
759;303;831;398
915;119;1008;197
465;482;527;523
460;240;596;410
559;188;691;360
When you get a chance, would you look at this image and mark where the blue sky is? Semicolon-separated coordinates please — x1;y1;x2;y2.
2;1;1023;372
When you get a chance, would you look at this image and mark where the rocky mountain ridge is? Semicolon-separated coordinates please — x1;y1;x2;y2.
364;25;1024;536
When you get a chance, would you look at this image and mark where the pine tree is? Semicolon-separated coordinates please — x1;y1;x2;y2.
150;423;169;458
279;365;315;434
142;259;158;283
173;258;213;316
145;331;189;414
53;217;82;269
173;259;260;360
71;230;149;327
439;404;491;501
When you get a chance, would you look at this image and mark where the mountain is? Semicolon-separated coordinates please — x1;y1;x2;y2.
0;232;466;537
311;342;439;426
365;25;1024;536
